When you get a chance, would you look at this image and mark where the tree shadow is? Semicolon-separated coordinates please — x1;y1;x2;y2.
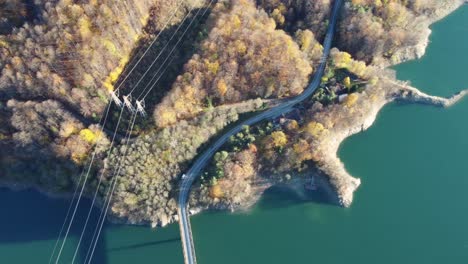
0;0;39;35
257;175;341;211
0;3;219;263
108;5;213;134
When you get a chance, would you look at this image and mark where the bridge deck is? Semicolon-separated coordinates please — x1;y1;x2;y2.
176;0;343;263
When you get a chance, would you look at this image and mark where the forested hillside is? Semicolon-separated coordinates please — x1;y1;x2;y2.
337;0;455;64
0;0;205;189
155;0;312;127
0;0;463;225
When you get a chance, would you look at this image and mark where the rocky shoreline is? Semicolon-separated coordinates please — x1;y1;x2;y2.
313;0;467;207
317;82;467;208
383;0;464;66
238;0;468;210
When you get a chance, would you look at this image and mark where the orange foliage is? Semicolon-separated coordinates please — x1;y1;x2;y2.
209;184;224;198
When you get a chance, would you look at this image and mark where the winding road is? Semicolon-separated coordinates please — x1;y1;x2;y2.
177;0;343;263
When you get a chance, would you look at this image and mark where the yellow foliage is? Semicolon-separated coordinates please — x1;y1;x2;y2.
133;32;140;42
121;24;139;42
124;194;138;206
79;128;100;144
293;139;309;154
271;9;285;26
235;40;247;54
332;50;367;77
71;152;88;164
349;61;367;77
277;3;287;13
140;14;149;26
99;4;113;20
59;87;67;96
292;139;313;162
217;79;228;97
312;43;323;54
383;2;408;27
209;184;224;198
351;0;367;5
266;17;276;30
82;73;95;87
109;61;123;83
206;60;219;74
343;76;352;89
344;93;359;107
103;39;118;57
270;131;288;148
286;120;299;131
0;38;8;48
103;56;129;91
67;4;84;19
183;85;196;100
297;30;313;51
78;17;92;39
103;81;114;92
0;133;8;140
284;38;296;56
232;14;242;29
305;121;326;137
159;110;177;126
174;99;185;111
333;51;352;68
11;56;22;67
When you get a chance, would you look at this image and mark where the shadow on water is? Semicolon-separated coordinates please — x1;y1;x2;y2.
0;5;214;264
0;188;108;263
256;183;336;211
108;238;180;252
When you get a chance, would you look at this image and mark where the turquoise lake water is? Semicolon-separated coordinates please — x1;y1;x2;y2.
1;5;467;264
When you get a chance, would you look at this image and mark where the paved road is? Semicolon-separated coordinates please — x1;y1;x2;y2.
177;1;343;263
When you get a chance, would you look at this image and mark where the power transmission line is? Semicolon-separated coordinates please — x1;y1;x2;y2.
50;1;186;261
83;3;215;262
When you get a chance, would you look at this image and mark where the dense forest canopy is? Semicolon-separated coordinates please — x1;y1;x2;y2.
0;0;204;187
337;0;443;63
155;0;313;127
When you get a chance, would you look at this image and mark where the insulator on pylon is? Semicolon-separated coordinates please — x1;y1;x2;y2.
123;95;135;113
136;100;146;117
110;90;123;108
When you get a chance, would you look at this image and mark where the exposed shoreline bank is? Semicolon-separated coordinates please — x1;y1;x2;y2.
380;0;464;67
318;82;467;208
315;0;467;207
